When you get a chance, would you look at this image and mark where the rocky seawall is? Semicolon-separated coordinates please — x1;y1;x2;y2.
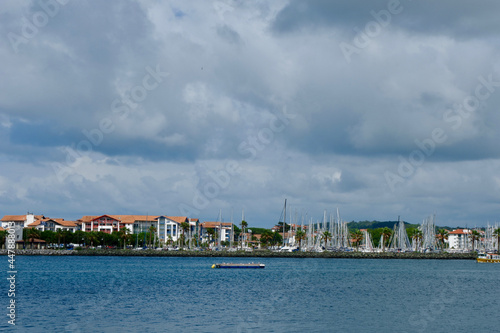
1;249;477;259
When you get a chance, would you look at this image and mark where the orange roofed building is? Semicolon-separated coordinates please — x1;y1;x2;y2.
199;221;234;245
78;215;194;246
448;229;471;250
28;218;77;233
1;213;45;242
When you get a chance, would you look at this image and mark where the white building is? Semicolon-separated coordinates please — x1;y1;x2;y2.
1;214;42;242
156;216;189;245
28;218;77;233
199;222;233;245
448;229;471;250
79;215;134;234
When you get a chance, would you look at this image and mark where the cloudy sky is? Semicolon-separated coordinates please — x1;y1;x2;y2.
1;0;500;228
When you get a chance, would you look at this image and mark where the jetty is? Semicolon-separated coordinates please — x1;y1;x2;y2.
0;249;477;260
212;263;265;269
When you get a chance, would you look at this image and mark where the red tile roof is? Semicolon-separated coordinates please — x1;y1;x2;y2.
449;229;471;235
1;215;26;222
80;215;159;224
166;216;189;224
201;222;233;228
27;218;77;228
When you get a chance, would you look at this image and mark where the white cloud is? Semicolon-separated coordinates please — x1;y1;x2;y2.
0;0;499;227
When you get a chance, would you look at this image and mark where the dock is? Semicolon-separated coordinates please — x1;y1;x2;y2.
212;263;265;269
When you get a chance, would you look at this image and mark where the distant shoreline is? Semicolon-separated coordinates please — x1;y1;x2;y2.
1;249;477;260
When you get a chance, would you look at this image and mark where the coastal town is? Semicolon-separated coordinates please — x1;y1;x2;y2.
1;212;499;254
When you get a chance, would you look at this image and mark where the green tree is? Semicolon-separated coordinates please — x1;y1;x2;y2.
63;230;71;247
73;230;86;247
40;230;55;246
241;220;248;248
206;228;215;245
180;222;190;248
118;227;130;249
87;231;99;247
275;221;290;232
295;229;306;250
350;229;364;251
469;230;481;252
412;229;423;250
232;225;241;245
436;229;449;249
272;232;283;246
149;225;157;248
322;231;332;247
260;230;273;249
192;234;199;247
26;228;40;249
370;228;382;248
0;230;8;249
56;229;63;246
381;227;392;252
493;228;500;254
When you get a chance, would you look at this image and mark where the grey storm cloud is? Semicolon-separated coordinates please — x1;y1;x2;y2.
0;0;499;227
272;0;500;39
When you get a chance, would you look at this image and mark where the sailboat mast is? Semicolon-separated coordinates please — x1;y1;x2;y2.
283;199;287;248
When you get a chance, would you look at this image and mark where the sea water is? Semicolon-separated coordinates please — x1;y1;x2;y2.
1;256;499;332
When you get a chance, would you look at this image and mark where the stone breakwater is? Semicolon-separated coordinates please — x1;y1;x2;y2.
0;249;476;259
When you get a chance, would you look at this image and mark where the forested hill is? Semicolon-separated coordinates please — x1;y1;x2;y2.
347;221;420;230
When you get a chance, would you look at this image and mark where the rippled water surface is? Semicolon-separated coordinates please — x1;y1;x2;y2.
2;256;499;332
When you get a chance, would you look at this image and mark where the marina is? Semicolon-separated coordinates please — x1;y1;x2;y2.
5;256;499;332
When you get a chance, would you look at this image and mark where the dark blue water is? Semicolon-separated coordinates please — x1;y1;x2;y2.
1;256;498;332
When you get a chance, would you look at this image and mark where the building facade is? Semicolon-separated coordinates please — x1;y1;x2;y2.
448;229;471;250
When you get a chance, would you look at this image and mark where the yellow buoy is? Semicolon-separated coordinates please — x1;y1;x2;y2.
211;264;215;269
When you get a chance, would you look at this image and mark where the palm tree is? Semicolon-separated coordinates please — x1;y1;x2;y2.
241;220;248;248
206;228;215;245
260;230;273;249
27;228;40;249
493;228;500;254
295;229;306;250
436;229;449;249
322;231;332;248
118;227;130;249
381;227;392;252
412;229;423;251
62;230;71;248
350;229;364;251
469;230;481;252
148;225;157;249
56;229;63;246
192;234;199;247
87;231;99;247
180;222;190;248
